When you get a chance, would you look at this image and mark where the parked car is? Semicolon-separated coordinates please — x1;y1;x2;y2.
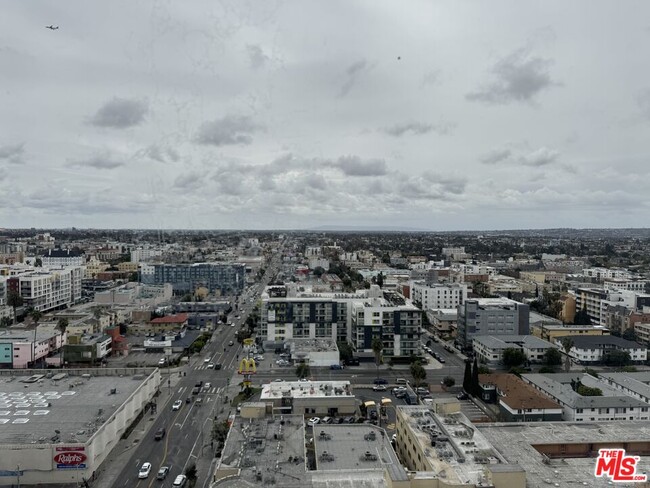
343;416;356;424
330;364;344;370
228;340;234;346
321;416;333;424
373;378;388;385
172;474;187;487
204;382;211;389
307;417;320;427
372;385;387;391
172;400;183;411
215;363;222;370
273;378;284;382
154;427;166;440
457;392;469;400
138;462;152;479
157;466;170;480
158;358;167;366
204;358;211;364
208;363;215;369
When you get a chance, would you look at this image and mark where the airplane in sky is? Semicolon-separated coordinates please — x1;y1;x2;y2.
45;25;59;30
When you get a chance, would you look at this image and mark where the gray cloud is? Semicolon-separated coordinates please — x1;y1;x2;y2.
0;142;25;164
89;97;149;128
420;70;442;88
480;146;559;167
467;48;558;104
339;59;371;97
138;144;180;163
333;155;387;176
383;121;454;137
174;172;203;189
0;168;7;181
195;115;263;146
69;153;125;170
302;173;327;190
246;44;268;69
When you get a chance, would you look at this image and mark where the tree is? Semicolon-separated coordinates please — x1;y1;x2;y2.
371;336;383;376
0;317;12;328
410;361;427;387
471;358;480;396
502;348;527;367
622;329;637;342
573;307;592;325
211;420;230;445
603;350;631;367
542;348;563;367
577;385;603;396
442;376;455;388
185;463;197;484
337;341;354;363
296;363;310;380
34;257;42;267
377;272;384;289
30;309;43;367
57;318;69;368
313;266;325;277
462;360;472;394
561;337;574;372
7;291;23;325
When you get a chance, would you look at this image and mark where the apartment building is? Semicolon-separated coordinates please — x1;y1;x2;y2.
41;248;85;267
582;267;632;281
523;373;650;421
635;323;650;346
140;262;245;295
0;325;65;368
574;287;610;325
530;322;609;342
472;335;556;365
554;335;647;364
410;281;467;310
604;278;648;292
130;248;162;263
351;288;421;358
6;265;83;312
456;298;530;348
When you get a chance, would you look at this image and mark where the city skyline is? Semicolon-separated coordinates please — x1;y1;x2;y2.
2;1;650;230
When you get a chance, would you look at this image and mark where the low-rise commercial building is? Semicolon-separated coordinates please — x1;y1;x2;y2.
0;325;65;369
0;367;159;485
259;380;356;417
530;323;609;342
472;335;556;365
285;339;339;367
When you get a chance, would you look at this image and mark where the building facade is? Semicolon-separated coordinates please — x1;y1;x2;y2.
410;281;468;310
456;298;530;348
7;266;83;312
140;262;245;295
41;249;85;268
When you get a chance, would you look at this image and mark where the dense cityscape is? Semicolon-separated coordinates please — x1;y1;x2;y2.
0;228;649;487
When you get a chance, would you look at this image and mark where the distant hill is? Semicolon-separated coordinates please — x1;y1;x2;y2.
308;225;429;232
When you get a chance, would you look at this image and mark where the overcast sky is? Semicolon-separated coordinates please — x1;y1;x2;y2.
1;1;649;230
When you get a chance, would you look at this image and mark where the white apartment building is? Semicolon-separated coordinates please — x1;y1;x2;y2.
604;278;648;293
583;267;632;281
130;248;163;263
553;335;647;364
11;266;83;312
41;248;85;267
441;247;468;260
523;373;650;422
472;335;557;365
410;281;467;310
634;323;650;346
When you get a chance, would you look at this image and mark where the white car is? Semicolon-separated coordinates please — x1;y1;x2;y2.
307;417;320;427
204;358;211;363
231;323;235;327
138;462;152;479
208;363;215;369
172;474;187;487
254;356;264;362
204;382;211;389
299;378;309;382
273;379;284;383
172;400;183;411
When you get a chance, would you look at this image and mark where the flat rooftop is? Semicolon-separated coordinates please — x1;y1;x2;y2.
479;422;650;488
261;381;352;400
399;406;505;486
0;369;148;444
218;414;307;488
288;338;338;353
314;424;408;482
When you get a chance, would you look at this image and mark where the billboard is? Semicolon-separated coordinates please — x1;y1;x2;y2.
54;446;87;470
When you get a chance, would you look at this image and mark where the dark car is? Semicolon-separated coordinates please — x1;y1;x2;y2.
215;363;222;370
344;358;360;366
154;427;166;440
330;364;344;370
457;392;469;400
373;378;388;385
343;416;356;424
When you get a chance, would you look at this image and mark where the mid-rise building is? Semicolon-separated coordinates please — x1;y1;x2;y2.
456;298;530;348
604;278;648;292
583;267;632;281
41;248;85;267
410;281;467;310
130;248;162;263
6;265;83;312
634;322;650;346
472;335;557;365
140;262;245;295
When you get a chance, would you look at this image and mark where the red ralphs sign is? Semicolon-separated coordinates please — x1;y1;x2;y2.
54;452;87;466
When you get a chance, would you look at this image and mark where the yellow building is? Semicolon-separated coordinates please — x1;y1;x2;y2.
117;261;138;273
395;406;525;488
558;292;576;323
85;257;109;279
530;323;609;342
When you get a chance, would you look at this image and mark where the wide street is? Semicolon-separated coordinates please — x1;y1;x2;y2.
108;251;283;488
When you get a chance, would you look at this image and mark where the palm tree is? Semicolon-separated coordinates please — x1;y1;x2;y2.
57;318;69;368
30;309;43;368
561;337;574;372
7;291;23;325
372;336;383;378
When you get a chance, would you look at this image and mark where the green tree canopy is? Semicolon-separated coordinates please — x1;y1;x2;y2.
542;348;562;366
337;341;354;363
296;363;310;379
603;350;631;367
410;361;427;387
502;348;527;367
442;376;455;388
577;385;603;396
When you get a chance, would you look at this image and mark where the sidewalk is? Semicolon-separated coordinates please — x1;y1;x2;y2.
91;368;183;488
